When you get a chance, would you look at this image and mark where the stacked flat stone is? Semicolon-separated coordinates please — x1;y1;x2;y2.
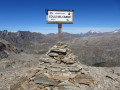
47;42;76;64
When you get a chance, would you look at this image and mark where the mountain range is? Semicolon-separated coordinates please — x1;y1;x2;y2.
1;29;120;37
0;29;120;66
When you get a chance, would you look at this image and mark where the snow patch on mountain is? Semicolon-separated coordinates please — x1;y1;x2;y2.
113;29;120;33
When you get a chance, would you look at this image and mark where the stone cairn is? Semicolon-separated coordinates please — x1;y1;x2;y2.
47;42;76;64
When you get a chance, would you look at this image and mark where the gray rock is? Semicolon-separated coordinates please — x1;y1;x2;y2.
69;67;80;72
0;51;8;60
58;86;80;90
48;53;59;57
62;57;74;64
40;58;56;63
70;74;94;85
58;81;74;86
33;77;59;86
51;49;66;53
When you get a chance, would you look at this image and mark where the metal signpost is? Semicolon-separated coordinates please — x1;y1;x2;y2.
46;9;74;42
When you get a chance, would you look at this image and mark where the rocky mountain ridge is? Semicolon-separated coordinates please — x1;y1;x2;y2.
1;30;120;67
1;29;120;46
1;29;120;38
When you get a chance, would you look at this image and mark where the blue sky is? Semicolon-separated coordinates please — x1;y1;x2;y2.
0;0;120;34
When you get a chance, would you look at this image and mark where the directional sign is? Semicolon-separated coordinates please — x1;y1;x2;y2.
46;10;74;24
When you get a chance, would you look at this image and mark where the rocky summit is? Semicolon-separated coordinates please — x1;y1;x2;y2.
0;42;120;90
47;42;76;64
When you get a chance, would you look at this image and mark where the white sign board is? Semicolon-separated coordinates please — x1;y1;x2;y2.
46;10;74;24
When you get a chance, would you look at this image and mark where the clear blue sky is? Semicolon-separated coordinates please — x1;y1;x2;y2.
0;0;120;34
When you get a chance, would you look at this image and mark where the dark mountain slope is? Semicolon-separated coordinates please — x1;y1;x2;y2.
70;33;120;66
0;38;18;60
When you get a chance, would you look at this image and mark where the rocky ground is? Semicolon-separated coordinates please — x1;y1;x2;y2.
0;52;40;72
0;42;120;90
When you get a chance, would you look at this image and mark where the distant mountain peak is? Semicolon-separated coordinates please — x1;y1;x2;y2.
88;30;101;34
89;30;96;33
113;29;120;33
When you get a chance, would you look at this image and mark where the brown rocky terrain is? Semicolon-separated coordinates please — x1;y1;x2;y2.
0;42;120;90
0;38;40;72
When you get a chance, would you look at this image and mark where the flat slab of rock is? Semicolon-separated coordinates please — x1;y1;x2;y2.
48;53;59;57
70;74;94;85
33;77;59;86
40;57;56;63
69;67;80;72
51;49;66;53
62;57;74;64
50;75;69;81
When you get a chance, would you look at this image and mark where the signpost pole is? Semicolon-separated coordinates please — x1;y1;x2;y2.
46;9;74;42
58;23;62;42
